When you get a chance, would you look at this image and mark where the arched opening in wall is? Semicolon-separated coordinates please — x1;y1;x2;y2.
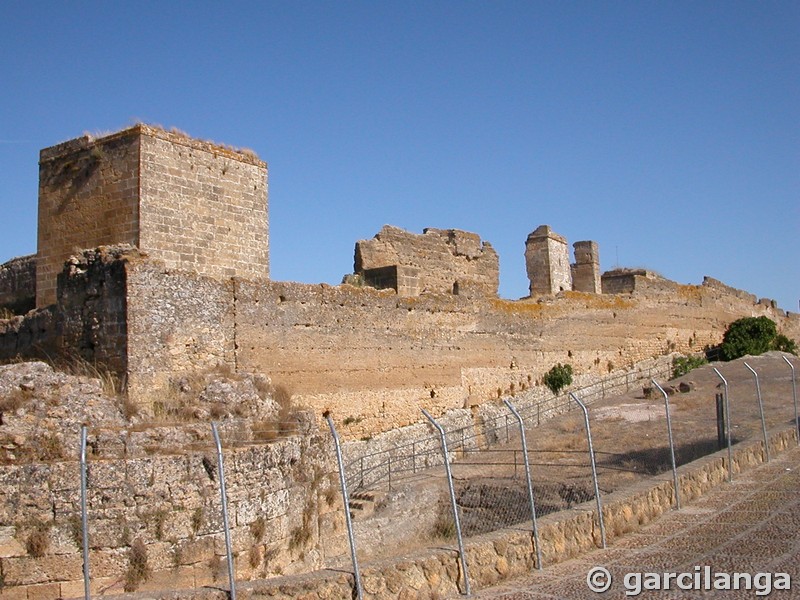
452;281;460;295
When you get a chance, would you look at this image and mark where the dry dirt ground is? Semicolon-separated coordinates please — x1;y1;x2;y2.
351;352;799;562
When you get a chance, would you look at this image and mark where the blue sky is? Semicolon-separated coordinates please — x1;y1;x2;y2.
1;2;798;311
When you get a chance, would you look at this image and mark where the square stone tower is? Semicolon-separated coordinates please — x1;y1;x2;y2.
571;240;601;293
525;225;572;296
36;125;268;306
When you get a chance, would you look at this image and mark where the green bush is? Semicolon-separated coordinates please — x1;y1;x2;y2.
543;363;573;395
720;316;797;361
671;355;707;379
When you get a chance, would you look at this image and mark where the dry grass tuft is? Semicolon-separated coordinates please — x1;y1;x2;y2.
124;538;150;592
25;521;51;557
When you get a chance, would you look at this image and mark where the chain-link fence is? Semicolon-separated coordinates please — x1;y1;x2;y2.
334;352;799;586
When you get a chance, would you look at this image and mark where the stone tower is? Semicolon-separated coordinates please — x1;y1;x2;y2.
36;125;268;306
525;225;572;296
571;240;601;293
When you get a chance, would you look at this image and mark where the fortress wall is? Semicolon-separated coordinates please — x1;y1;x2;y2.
124;259;236;404
56;247;134;374
3;253;798;440
137;128;269;282
354;226;499;296
229;274;797;440
0;255;36;315
37;133;141;307
0;433;342;599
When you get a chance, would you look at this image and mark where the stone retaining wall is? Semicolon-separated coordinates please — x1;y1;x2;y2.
113;426;797;600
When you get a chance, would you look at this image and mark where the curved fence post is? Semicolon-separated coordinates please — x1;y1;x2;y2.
421;409;471;596
568;393;606;549
783;356;799;445
326;414;364;600
651;380;681;510
211;422;237;600
503;399;543;570
80;425;91;600
713;368;734;482
744;362;770;462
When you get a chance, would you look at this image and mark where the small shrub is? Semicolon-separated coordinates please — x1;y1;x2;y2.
124;538;150;592
172;544;183;569
543;363;573;396
430;515;456;540
208;555;225;582
288;503;314;550
671;355;708;379
719;316;795;361
774;334;798;355
324;486;337;507
37;434;64;461
68;514;83;548
26;521;50;557
190;507;204;535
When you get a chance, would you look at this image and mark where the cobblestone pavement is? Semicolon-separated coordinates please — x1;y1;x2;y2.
455;444;800;599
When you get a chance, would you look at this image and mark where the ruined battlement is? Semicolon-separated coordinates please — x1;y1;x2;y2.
354;225;499;297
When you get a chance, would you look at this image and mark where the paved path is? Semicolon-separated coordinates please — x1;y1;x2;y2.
456;445;800;599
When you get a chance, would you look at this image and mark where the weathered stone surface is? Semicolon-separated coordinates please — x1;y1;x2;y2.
525;225;572;296
571;240;601;294
354;225;499;297
36;125;267;307
0;255;35;315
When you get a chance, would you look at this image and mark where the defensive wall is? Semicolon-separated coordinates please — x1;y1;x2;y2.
1;245;797;441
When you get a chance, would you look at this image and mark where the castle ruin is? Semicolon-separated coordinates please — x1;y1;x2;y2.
0;126;799;599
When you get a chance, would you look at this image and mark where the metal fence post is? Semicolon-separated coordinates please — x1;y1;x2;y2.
713;368;733;482
652;380;681;510
783;356;799;445
568;393;606;548
503;400;543;571
326;415;364;600
211;422;237;600
744;362;770;462
80;425;91;600
421;409;471;596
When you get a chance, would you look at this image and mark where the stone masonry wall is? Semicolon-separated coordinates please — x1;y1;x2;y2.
137;128;269;282
3;251;799;441
354;226;499;297
0;256;36;315
37;132;141;307
0;431;342;599
124;258;236;404
232;274;799;440
35;125;268;308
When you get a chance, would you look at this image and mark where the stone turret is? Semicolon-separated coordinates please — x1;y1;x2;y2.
571;240;601;293
525;225;572;296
